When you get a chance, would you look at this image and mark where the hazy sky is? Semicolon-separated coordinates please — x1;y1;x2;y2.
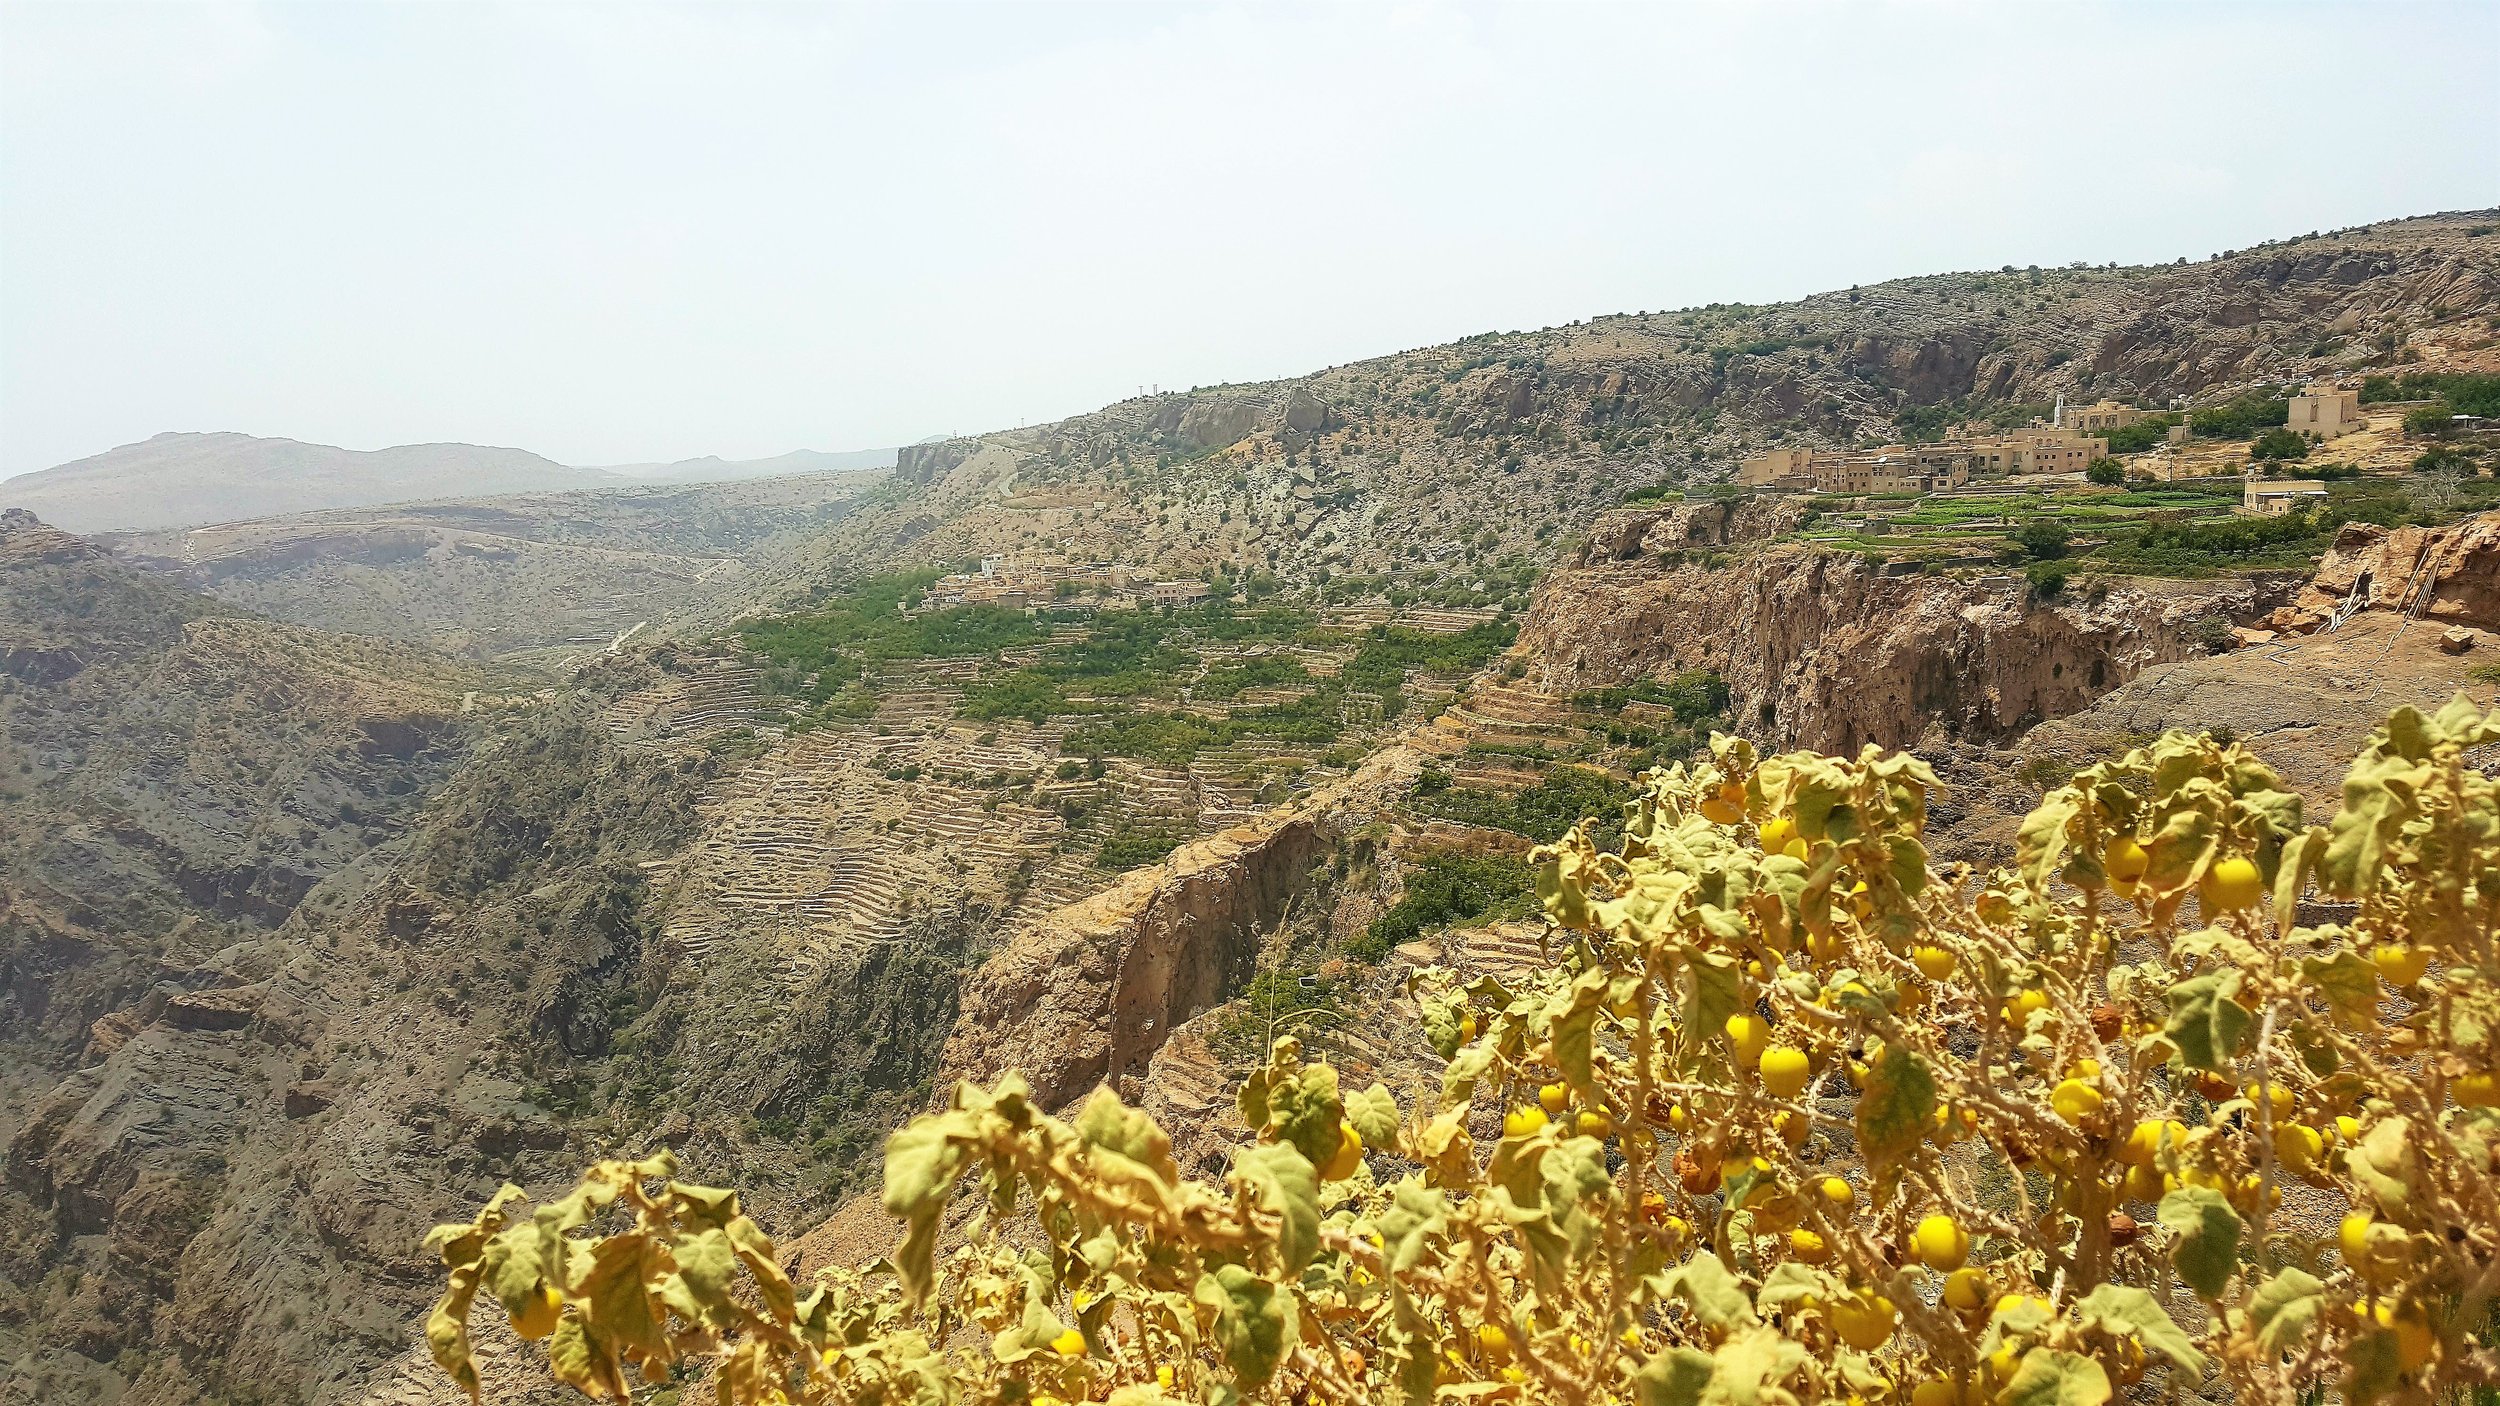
3;1;2494;478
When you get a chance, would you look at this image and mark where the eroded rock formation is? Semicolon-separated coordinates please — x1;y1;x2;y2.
1515;508;2295;753
940;746;1422;1111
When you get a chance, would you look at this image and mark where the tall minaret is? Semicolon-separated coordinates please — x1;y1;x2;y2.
2053;392;2065;427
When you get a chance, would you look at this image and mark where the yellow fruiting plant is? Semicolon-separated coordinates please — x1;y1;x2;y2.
427;699;2500;1405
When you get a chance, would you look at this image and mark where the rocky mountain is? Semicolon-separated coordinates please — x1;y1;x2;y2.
756;212;2498;603
593;447;898;484
104;470;886;666
1;434;623;535
4;210;2499;1406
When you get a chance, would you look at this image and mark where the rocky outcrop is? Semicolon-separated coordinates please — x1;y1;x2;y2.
2284;513;2500;630
1514;538;2292;754
1580;499;1813;559
893;438;980;486
940;745;1423;1111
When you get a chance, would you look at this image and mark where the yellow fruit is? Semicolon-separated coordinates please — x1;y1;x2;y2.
1788;1228;1831;1264
1476;1323;1512;1361
2120;1118;2188;1167
1156;1366;1176;1390
1458;1013;1478;1041
1985;1344;2022;1384
1539;1082;1570;1115
1830;1290;1897;1350
1942;1267;1990;1314
1667;1103;1691;1132
1725;1013;1771;1068
1664;1215;1691;1240
1760;1045;1812;1099
1910;945;1955;981
2104;835;2149;884
2373;1301;2435;1373
1051;1328;1087;1357
1700;796;1744;825
1818;1176;1855;1209
2249;1081;2294;1121
1912;1214;1971;1271
2050;1078;2105;1124
1576;1108;1615;1138
2204;856;2264;911
1775;1109;1810;1148
511;1282;562;1341
2336;1114;2363;1144
1322;1121;1364;1181
2071;1057;2101;1079
2122;1163;2166;1203
2373;944;2430;988
2455;1071;2500;1107
2339;1213;2377;1270
1502;1106;1549;1138
1759;816;1797;853
2006;988;2050;1025
1912;1381;1956;1406
2273;1122;2323;1174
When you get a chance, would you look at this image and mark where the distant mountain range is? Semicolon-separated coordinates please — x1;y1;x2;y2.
0;431;897;534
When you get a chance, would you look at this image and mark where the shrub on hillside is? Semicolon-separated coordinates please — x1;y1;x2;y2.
2249;428;2311;462
429;702;2500;1406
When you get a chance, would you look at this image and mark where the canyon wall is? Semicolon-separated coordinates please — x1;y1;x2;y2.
939;746;1422;1112
1516;505;2296;754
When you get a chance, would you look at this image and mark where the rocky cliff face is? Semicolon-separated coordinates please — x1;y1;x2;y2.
766;212;2497;605
1512;506;2295;754
2284;513;2500;630
941;746;1423;1112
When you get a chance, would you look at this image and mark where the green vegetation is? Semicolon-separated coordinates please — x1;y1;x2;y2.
2361;371;2500;417
1411;765;1636;845
2102;412;2181;454
1347;850;1535;962
1094;821;1191;871
2248;427;2311;461
2186;392;2289;439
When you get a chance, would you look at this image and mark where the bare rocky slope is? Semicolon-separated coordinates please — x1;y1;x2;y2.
755;211;2498;606
7;211;2500;1405
1511;501;2299;755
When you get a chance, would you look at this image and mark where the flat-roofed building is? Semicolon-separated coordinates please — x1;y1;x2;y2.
2062;400;2144;434
2288;387;2363;440
2243;478;2328;516
1737;446;1816;486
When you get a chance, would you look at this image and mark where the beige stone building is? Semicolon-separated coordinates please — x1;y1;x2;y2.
2288;386;2363;440
2243;478;2328;516
2061;400;2144;434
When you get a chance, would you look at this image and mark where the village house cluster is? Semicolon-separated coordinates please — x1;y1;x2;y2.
919;555;1212;612
1737;399;2134;494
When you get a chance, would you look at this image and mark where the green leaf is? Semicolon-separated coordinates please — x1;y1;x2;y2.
1344;1083;1401;1147
1855;1043;1936;1170
1999;1349;2112;1406
1232;1142;1320;1273
1631;1348;1717;1406
2156;1186;2241;1299
1659;1250;1757;1330
1704;1325;1810;1405
1679;951;1742;1067
2072;1283;2203;1373
1194;1265;1295;1388
1075;1088;1180;1186
1754;1261;1833;1314
2247;1267;2326;1358
880;1108;978;1306
2164;972;2252;1074
2016;790;2082;891
1267;1063;1343;1168
1547;967;1610;1095
2299;949;2378;1029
